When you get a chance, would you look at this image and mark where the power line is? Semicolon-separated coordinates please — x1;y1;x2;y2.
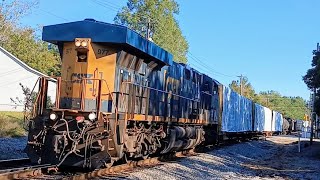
94;0;122;10
38;9;69;22
90;0;121;12
187;53;236;79
0;68;22;77
0;76;34;87
269;107;308;108
90;2;238;80
258;97;305;99
0;104;24;107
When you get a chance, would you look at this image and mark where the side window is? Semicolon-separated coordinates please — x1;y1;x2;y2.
46;80;57;108
213;84;218;95
192;72;197;83
185;69;191;80
204;82;210;92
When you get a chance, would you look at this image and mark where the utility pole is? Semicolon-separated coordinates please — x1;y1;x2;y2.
237;74;243;96
146;18;151;40
311;88;316;145
310;42;320;144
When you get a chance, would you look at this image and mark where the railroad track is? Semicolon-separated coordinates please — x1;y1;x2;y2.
0;138;264;179
0;158;56;180
0;158;30;170
0;149;197;180
0;154;180;180
67;152;191;180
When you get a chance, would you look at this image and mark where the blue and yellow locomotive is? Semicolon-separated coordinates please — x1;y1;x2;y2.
26;19;283;169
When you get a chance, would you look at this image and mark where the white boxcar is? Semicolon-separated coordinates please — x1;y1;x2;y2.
273;111;283;132
222;86;253;132
254;103;273;132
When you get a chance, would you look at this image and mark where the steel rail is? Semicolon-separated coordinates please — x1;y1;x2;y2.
0;158;30;169
0;161;55;180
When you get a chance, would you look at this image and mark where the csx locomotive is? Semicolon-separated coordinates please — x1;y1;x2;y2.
26;19;283;169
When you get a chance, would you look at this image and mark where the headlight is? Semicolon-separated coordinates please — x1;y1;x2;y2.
88;113;96;120
81;41;88;47
49;113;57;120
75;41;81;47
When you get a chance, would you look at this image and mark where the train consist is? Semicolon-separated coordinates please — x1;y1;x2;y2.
25;19;284;169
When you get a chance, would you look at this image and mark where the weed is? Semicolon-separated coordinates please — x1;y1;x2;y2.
0;111;26;137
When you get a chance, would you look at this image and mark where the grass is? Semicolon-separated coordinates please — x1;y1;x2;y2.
0;111;26;137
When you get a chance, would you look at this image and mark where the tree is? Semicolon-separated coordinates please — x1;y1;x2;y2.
0;0;38;43
229;76;256;100
303;48;320;115
229;77;308;119
0;0;61;76
257;91;308;119
114;0;189;63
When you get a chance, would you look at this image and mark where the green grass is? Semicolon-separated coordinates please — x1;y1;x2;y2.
0;111;26;137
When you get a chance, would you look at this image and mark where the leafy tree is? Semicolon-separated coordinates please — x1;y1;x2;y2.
230;77;308;119
257;91;308;119
0;0;38;42
229;76;256;100
303;49;320;115
114;0;189;63
0;0;61;76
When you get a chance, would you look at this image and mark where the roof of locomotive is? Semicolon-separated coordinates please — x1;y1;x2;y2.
42;19;173;66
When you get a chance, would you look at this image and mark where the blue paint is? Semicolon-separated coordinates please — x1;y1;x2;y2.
42;19;173;66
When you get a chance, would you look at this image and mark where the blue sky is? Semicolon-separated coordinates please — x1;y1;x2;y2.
21;0;317;100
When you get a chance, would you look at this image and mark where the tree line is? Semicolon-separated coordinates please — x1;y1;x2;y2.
0;0;189;75
303;44;320;116
0;0;60;76
1;0;308;120
229;77;308;120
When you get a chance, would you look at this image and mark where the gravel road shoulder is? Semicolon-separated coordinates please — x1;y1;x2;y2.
0;136;27;160
118;135;320;180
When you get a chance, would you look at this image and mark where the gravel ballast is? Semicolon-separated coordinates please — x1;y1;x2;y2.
0;137;27;160
120;136;320;180
1;135;320;179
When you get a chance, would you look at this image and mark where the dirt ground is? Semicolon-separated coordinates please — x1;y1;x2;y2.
119;135;320;180
243;135;320;180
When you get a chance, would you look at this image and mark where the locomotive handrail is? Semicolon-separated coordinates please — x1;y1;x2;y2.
37;77;117;114
24;77;41;128
117;81;201;119
31;76;118;139
201;91;213;96
80;78;119;137
120;81;201;102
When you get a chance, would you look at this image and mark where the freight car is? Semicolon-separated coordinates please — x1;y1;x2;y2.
25;19;284;170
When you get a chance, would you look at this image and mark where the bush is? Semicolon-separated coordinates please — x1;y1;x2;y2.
0;111;26;137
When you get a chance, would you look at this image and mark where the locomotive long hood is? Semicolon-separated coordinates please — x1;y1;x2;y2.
42;18;173;66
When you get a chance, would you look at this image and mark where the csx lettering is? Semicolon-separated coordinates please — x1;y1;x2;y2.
71;73;93;84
